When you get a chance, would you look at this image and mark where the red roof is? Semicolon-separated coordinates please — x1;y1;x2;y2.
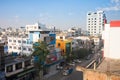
110;20;120;27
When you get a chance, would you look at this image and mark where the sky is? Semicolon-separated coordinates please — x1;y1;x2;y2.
0;0;120;30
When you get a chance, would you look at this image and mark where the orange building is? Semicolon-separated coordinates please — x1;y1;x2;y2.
56;39;72;56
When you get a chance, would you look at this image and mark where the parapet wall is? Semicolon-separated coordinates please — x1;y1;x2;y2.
76;66;120;80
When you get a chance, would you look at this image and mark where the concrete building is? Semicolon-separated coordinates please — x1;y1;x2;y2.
5;55;34;80
25;22;47;34
68;27;81;37
7;36;32;55
7;22;56;55
87;11;106;36
0;43;5;71
103;20;120;59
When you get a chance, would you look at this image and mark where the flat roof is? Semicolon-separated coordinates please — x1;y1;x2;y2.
97;58;120;75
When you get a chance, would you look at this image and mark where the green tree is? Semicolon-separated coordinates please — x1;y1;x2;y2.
32;41;49;80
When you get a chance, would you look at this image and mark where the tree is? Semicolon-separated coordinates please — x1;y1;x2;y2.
32;41;49;80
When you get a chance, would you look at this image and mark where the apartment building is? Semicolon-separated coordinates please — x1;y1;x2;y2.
5;55;34;80
7;22;56;55
26;22;47;34
8;36;32;55
68;27;81;37
87;11;106;36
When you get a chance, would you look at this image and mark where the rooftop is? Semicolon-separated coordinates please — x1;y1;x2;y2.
97;58;120;75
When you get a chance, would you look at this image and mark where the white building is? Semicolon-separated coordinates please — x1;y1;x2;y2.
26;22;47;34
8;36;32;55
7;22;56;55
103;20;120;59
87;11;106;36
68;27;81;37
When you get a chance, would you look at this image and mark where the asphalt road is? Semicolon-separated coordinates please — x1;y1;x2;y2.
46;47;102;80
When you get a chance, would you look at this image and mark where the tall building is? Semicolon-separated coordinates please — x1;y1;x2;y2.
87;11;106;36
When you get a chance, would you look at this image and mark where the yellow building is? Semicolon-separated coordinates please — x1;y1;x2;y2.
56;39;72;56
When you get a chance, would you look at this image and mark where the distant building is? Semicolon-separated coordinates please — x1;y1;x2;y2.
7;36;32;55
7;22;56;55
87;11;107;36
56;39;72;56
25;22;47;34
103;20;120;59
68;27;81;37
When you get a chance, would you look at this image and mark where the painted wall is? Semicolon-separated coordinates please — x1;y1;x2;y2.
104;21;120;59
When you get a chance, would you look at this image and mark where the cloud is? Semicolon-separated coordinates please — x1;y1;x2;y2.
98;0;120;11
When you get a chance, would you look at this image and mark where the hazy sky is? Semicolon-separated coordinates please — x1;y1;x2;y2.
0;0;120;30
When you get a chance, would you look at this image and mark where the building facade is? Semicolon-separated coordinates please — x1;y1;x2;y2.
0;43;5;71
103;20;120;59
7;23;56;55
5;55;34;80
87;11;106;36
68;27;81;37
8;36;32;55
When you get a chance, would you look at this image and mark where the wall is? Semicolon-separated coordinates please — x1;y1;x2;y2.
84;70;120;80
76;66;120;80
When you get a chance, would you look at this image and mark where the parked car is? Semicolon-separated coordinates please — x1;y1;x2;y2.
62;66;73;76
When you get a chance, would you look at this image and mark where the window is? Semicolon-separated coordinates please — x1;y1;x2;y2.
14;46;16;49
23;47;26;50
18;47;21;50
34;26;36;29
25;60;31;67
6;65;13;72
18;40;21;43
9;46;12;49
60;37;63;39
39;26;41;29
28;48;32;51
9;39;12;42
58;43;60;47
13;40;16;42
15;62;22;70
23;41;26;44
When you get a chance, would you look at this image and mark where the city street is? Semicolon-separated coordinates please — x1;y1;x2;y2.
45;47;102;80
46;65;83;80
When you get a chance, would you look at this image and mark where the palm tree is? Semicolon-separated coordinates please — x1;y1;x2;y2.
32;41;49;80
